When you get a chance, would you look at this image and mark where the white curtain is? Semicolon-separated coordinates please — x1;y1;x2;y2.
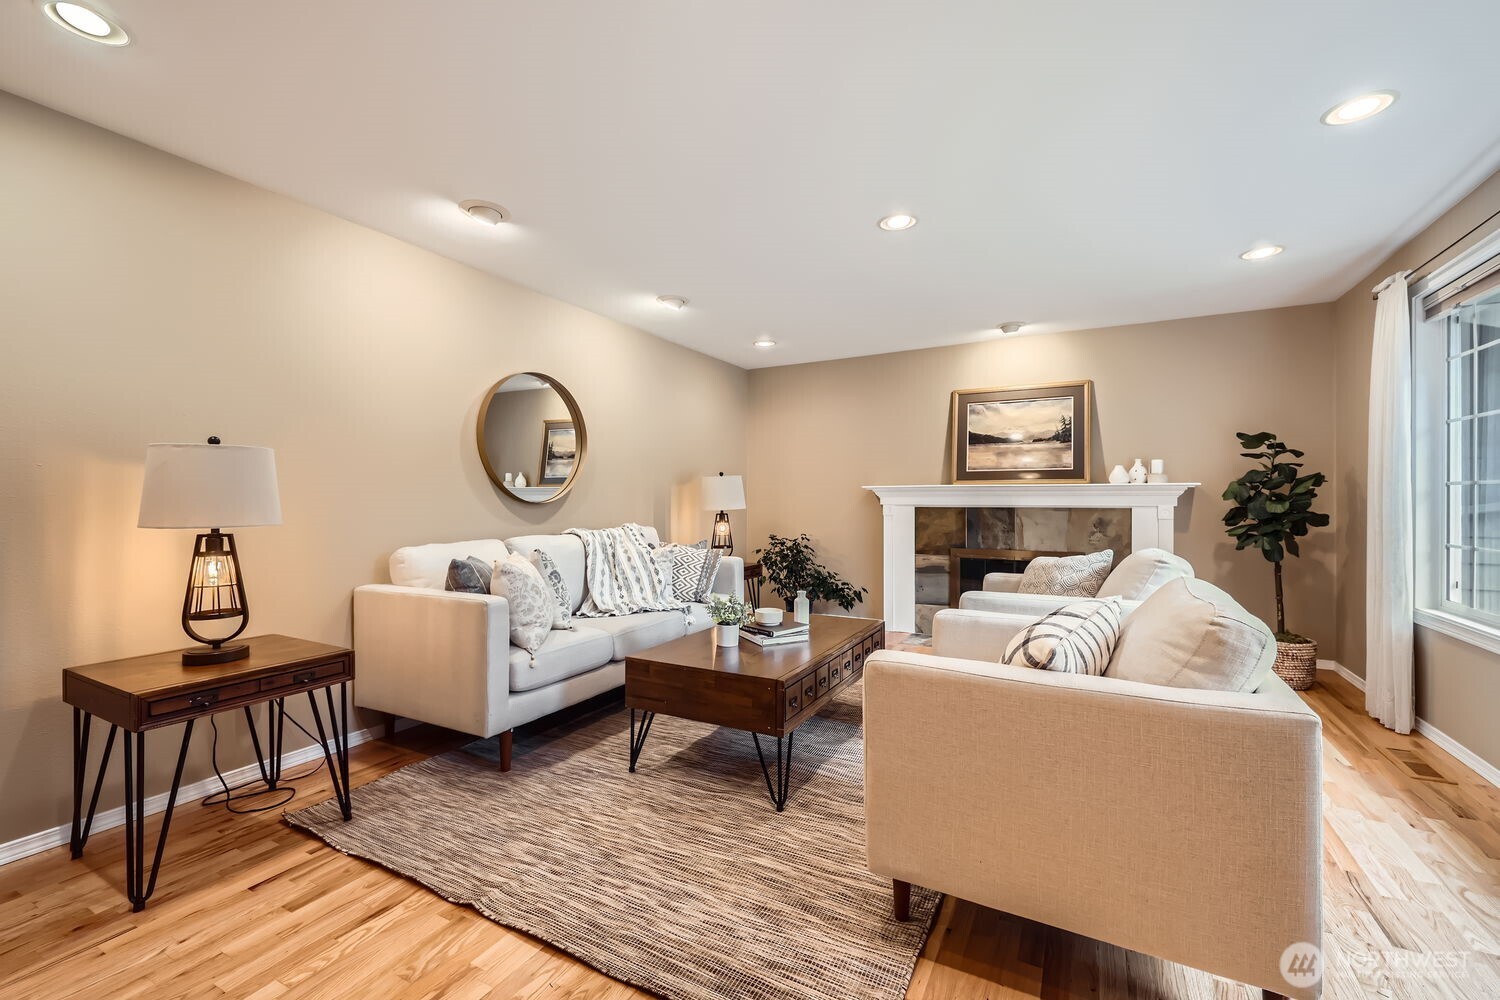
1366;271;1415;733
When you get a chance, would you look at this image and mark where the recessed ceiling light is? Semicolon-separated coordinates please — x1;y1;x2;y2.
1321;91;1398;126
656;295;688;311
995;321;1027;334
458;199;510;225
43;2;129;44
877;214;918;232
1239;245;1284;261
753;337;777;349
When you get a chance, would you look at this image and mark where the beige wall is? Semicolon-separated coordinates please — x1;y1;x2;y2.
1332;168;1500;769
746;306;1339;646
0;92;748;844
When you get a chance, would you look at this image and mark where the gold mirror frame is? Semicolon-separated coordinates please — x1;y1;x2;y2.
476;372;588;504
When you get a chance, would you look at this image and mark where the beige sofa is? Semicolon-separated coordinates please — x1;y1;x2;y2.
864;595;1323;999
352;527;742;768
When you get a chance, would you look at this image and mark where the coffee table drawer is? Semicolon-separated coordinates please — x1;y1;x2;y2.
784;672;812;717
816;664;831;697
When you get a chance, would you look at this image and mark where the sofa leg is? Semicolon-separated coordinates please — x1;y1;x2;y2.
892;879;911;922
381;714;397;741
498;729;513;772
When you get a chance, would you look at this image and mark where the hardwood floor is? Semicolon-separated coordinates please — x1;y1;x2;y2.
1;669;1498;999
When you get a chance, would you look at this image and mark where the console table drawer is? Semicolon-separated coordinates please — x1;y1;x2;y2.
260;660;348;692
148;679;262;718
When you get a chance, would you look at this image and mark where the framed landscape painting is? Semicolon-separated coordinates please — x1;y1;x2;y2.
538;419;577;486
950;380;1092;483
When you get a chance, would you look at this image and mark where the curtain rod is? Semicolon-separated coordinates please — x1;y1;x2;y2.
1372;206;1500;299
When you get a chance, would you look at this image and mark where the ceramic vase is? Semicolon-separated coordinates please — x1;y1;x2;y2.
714;623;739;647
515;471;528;487
1128;458;1147;484
1108;464;1130;484
793;590;811;624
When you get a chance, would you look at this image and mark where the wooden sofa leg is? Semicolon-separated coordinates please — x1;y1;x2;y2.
892;879;911;922
381;714;397;741
498;729;513;772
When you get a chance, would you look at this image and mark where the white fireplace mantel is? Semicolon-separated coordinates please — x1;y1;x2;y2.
863;483;1198;632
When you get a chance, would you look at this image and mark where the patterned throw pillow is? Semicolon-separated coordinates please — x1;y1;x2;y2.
444;556;494;595
1001;600;1123;676
1016;550;1114;598
655;542;723;603
491;553;553;654
529;549;574;630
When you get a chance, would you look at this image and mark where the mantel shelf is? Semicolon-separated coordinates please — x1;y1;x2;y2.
863;483;1198;507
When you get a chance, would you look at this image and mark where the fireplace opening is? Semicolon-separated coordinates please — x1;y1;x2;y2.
946;548;1074;608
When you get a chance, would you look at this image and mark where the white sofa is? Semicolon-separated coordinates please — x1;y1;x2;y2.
864;581;1322;999
959;547;1195;620
352;527;743;768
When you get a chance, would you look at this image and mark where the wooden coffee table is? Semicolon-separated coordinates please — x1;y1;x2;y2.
625;614;885;810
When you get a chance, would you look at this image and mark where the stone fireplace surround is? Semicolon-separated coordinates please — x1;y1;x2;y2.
864;484;1198;633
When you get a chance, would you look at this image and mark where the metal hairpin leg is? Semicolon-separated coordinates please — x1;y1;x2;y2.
628;709;656;772
120;722;195;911
306;683;352;821
245;699;287;789
71;709;118;859
752;731;796;812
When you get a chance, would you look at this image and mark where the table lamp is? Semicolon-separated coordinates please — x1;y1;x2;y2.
701;472;746;555
138;437;282;665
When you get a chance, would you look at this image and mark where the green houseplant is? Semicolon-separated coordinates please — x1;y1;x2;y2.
754;534;868;612
1221;431;1329;688
705;594;753;647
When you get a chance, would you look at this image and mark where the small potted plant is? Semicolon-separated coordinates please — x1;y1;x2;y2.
754;533;869;613
706;594;753;647
1222;431;1330;689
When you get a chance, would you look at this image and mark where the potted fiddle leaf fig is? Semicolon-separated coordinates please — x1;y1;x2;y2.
1222;432;1330;690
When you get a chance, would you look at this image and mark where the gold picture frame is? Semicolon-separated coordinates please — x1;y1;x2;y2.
950;379;1092;483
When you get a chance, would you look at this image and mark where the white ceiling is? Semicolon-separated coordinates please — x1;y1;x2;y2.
4;1;1500;369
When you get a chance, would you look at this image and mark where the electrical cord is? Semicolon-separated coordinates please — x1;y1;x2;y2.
200;708;332;814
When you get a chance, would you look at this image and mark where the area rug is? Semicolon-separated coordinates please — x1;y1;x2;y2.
286;681;940;1000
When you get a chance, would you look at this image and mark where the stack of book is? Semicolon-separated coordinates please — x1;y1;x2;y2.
739;620;810;647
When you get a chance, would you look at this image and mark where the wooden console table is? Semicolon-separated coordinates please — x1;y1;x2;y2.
63;634;354;911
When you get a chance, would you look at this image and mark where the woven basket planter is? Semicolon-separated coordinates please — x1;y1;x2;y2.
1273;638;1318;690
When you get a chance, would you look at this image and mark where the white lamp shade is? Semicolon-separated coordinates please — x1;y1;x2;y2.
701;474;746;511
138;443;283;528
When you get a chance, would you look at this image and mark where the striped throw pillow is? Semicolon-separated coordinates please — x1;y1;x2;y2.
1001;600;1122;676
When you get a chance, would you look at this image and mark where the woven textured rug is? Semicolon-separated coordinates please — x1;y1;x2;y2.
287;681;940;1000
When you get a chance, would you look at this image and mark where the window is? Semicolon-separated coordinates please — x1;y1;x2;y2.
1441;286;1500;622
1414;235;1500;645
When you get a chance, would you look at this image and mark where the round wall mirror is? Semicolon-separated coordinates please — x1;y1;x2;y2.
476;373;587;503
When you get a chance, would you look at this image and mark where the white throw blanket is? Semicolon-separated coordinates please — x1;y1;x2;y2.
565;524;686;618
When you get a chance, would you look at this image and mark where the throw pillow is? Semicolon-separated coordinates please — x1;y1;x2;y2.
444;555;494;595
1017;550;1113;598
1095;548;1194;601
490;553;553;654
1001;599;1122;676
529;548;574;630
655;542;723;603
1106;578;1275;692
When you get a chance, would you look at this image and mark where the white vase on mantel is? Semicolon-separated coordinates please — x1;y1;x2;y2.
515;471;528;488
1108;464;1130;484
1127;459;1147;484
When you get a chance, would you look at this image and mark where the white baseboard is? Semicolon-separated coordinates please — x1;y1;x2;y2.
1317;660;1500;789
0;723;386;868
